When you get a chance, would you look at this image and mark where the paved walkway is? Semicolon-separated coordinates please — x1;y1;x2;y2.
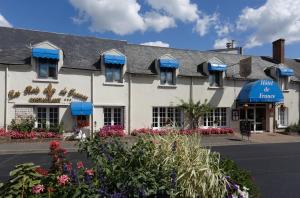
1;132;300;154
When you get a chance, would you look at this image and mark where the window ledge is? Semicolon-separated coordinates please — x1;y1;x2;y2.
103;82;125;87
277;125;288;129
282;90;290;93
158;84;177;89
33;79;59;83
208;86;223;90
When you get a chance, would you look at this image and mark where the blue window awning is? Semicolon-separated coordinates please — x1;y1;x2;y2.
277;67;294;76
32;48;60;59
208;63;227;71
104;54;125;65
237;80;283;103
159;59;179;69
70;102;93;116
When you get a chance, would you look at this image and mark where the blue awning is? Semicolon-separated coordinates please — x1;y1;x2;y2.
237;80;283;103
159;59;179;68
208;63;227;71
32;48;60;59
104;54;125;65
277;67;294;76
70;102;93;116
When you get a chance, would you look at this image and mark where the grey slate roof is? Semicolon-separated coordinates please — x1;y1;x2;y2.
0;27;126;70
0;27;299;81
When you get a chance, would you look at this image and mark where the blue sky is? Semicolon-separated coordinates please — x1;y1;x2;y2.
0;0;300;58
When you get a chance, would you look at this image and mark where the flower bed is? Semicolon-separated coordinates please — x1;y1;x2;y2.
131;127;234;136
0;128;61;140
98;125;126;137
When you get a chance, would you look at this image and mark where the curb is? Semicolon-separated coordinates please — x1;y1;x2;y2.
0;148;78;155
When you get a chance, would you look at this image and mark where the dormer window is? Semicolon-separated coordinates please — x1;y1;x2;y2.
277;66;294;91
103;53;126;83
32;48;60;79
159;56;179;86
205;57;227;88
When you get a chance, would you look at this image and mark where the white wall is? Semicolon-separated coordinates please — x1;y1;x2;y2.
0;66;6;128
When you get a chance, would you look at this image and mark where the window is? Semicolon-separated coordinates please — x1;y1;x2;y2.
209;71;223;87
105;65;122;83
37;58;58;79
160;68;175;85
37;107;59;129
278;107;288;127
152;107;183;128
203;108;227;127
278;76;289;91
104;107;124;126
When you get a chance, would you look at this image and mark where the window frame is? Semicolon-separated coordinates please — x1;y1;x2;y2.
152;107;183;128
103;107;124;126
37;58;58;79
278;107;288;128
105;64;123;83
278;76;289;91
36;107;59;129
203;108;227;127
209;71;223;87
160;68;176;85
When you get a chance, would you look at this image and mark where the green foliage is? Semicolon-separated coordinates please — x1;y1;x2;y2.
8;117;35;132
0;163;42;198
286;123;300;133
220;158;260;198
178;99;211;129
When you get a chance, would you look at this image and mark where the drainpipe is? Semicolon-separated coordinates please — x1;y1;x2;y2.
4;65;8;131
190;76;193;102
91;71;94;138
128;73;131;134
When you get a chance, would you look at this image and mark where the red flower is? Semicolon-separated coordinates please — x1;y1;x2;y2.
49;141;60;150
85;169;94;176
77;161;84;169
35;167;49;176
66;162;72;172
57;175;70;186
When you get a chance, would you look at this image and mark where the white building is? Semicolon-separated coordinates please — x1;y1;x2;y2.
0;27;299;135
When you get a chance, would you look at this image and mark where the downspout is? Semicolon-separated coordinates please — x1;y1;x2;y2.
190;76;193;102
4;65;8;131
128;73;131;134
91;71;94;138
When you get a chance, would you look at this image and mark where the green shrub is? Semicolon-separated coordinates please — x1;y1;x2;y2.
8;117;35;132
220;158;260;198
286;123;300;133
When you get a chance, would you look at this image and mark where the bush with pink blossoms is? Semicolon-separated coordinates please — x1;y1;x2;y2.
0;128;61;140
98;125;126;137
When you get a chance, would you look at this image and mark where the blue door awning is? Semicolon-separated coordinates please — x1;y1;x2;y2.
237;80;283;103
159;59;179;68
32;48;60;59
71;102;93;116
208;63;227;71
277;67;294;76
104;54;126;65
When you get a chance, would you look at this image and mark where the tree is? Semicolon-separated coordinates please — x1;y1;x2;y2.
179;99;211;129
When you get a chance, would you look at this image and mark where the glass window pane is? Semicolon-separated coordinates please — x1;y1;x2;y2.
166;71;173;85
113;67;121;82
160;70;166;84
105;66;113;82
48;64;57;78
39;64;48;78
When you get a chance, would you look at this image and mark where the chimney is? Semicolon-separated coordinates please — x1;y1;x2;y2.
272;39;285;63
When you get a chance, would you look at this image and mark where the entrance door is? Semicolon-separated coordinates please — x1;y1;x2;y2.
240;105;266;132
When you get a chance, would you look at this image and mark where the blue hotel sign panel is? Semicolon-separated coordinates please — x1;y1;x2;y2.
237;80;284;103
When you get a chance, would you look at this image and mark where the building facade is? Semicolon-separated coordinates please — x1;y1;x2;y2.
0;27;299;135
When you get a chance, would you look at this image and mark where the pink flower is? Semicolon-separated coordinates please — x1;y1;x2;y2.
57;175;70;186
77;161;84;169
32;184;45;194
66;162;72;172
85;169;94;176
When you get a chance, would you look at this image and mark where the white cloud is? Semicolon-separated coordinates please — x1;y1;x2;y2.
145;0;199;22
0;14;12;27
141;41;170;47
237;0;300;48
70;0;145;35
144;11;176;32
213;38;231;49
215;22;232;37
194;13;218;36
